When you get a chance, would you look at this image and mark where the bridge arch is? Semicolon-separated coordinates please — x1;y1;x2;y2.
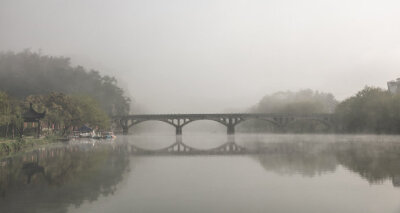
179;119;229;135
284;118;333;132
127;119;176;128
181;118;228;128
122;119;177;135
235;118;285;133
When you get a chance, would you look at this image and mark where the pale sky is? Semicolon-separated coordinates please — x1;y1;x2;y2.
1;0;400;113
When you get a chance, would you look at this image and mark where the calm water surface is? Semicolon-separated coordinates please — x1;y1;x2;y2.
1;134;400;213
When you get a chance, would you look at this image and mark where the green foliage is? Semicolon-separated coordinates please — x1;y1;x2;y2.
26;92;110;134
0;91;10;126
0;50;126;137
242;89;338;133
0;91;110;137
0;92;24;137
70;95;110;129
0;50;130;116
335;86;400;133
252;89;338;114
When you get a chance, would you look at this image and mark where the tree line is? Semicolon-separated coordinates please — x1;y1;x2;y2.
246;87;400;134
0;92;110;137
0;50;130;116
242;89;338;133
0;50;130;138
335;87;400;134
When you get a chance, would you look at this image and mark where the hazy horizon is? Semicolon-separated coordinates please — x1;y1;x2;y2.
1;0;400;113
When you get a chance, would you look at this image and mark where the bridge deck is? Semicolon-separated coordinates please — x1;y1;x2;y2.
114;113;333;119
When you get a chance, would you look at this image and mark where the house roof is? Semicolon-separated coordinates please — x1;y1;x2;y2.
78;125;93;132
23;103;46;122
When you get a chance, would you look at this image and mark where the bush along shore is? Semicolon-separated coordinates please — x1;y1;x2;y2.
0;136;60;158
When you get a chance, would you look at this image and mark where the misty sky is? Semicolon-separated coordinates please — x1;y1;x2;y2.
1;0;400;113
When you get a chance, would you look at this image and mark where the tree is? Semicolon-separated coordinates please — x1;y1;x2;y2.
25;93;110;135
335;87;396;133
70;95;110;130
243;89;338;133
0;92;10;127
0;50;131;116
252;89;338;114
0;92;24;138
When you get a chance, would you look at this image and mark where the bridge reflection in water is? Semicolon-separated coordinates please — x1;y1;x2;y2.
127;136;247;155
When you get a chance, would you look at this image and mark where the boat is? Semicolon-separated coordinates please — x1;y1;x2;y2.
77;125;95;138
102;132;116;139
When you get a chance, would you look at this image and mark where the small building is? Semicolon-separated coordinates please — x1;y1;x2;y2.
22;103;46;138
387;78;400;94
77;125;95;138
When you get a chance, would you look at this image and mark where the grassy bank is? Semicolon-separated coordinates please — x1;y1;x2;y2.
0;136;59;158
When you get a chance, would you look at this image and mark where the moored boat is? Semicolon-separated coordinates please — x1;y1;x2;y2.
102;132;116;139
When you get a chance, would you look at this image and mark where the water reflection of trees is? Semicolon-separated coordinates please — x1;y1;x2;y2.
255;142;338;177
0;142;130;213
335;142;400;186
254;141;400;186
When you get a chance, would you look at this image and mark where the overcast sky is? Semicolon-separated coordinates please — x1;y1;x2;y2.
1;0;400;113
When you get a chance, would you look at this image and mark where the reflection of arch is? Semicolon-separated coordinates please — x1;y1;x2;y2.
130;141;199;153
129;141;246;155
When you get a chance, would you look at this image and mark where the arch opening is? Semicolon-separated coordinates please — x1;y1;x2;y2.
284;119;332;133
182;119;227;133
128;120;176;135
181;119;228;149
236;118;284;133
123;120;177;150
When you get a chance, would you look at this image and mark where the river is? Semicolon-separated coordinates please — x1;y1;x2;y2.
1;134;400;213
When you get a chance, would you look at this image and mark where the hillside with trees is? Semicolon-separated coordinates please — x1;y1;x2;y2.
0;50;130;116
238;90;338;133
250;89;338;114
335;87;400;134
0;92;110;138
0;50;131;139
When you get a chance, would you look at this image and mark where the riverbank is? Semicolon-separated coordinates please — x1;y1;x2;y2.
0;136;61;158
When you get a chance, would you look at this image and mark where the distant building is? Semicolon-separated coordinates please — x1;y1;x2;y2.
387;78;400;94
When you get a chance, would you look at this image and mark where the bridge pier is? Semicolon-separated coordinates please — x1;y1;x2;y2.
176;126;182;135
122;126;129;135
227;125;235;135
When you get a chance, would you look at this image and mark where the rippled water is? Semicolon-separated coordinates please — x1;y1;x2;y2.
1;134;400;213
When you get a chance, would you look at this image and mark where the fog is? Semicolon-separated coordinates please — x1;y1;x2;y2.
1;0;400;113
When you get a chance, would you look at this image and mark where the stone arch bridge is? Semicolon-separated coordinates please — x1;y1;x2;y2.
113;113;334;135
